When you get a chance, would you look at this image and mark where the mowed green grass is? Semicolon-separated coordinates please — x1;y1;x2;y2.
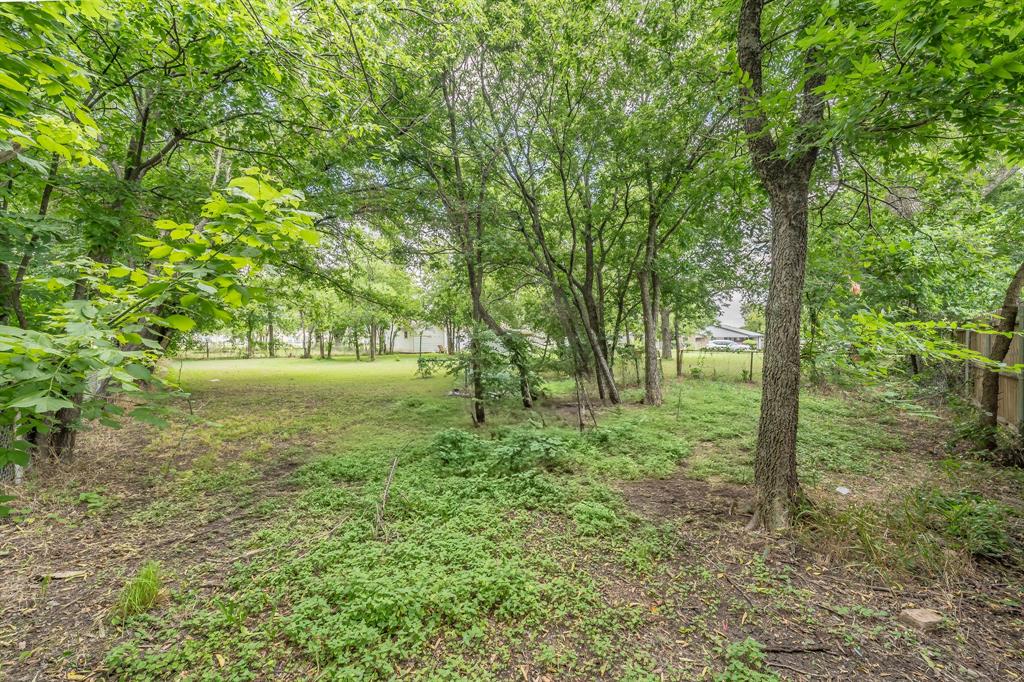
106;355;901;680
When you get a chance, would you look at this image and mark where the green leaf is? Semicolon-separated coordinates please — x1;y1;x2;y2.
0;72;28;93
163;314;195;332
124;363;152;380
7;394;75;413
228;176;280;201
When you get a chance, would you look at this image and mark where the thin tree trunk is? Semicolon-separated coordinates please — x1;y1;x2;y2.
268;308;276;358
246;317;254;358
468;326;487;424
675;313;683;378
661;306;672;360
639;269;662;405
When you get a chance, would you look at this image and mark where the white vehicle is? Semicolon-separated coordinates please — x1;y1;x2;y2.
707;339;749;352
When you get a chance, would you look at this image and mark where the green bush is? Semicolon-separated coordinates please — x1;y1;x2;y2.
429;427;577;477
571;500;626;536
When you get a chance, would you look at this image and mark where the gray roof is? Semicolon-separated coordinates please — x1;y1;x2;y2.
705;323;763;338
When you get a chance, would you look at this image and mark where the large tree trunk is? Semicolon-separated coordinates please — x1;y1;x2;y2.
738;0;824;531
40;403;80;461
980;261;1024;449
749;183;811;531
368;323;376;361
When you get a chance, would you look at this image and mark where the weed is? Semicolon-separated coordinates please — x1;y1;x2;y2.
571;500;626;536
78;490;113;514
112;561;164;620
714;638;780;682
799;486;1017;575
917;489;1015;559
716;638;778;679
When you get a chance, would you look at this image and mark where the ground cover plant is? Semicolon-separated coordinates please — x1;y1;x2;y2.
3;357;1021;680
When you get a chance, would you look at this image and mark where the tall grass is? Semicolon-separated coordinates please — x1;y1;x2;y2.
113;561;164;620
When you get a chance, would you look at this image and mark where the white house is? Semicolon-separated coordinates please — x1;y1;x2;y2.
391;326;451;354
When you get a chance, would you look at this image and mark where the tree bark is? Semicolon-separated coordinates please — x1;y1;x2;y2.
749;184;812;530
674;313;683;378
661;307;673;360
738;0;824;531
40;402;80;461
268;309;276;358
639;269;663;405
246;315;254;358
638;199;663;405
980;261;1024;449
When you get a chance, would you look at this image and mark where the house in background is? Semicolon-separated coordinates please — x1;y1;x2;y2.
682;295;765;349
391;326;451;354
684;324;764;350
702;323;764;349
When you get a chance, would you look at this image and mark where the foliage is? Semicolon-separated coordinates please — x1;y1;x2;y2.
0;0;108;171
714;638;779;682
800;486;1018;576
0;170;316;481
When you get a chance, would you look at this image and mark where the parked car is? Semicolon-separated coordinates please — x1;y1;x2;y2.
707;339;750;352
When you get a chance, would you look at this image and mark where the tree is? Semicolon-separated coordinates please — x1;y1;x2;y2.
1;170;316;475
735;0;1024;530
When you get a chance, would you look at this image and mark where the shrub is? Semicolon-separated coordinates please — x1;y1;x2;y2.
430;428;486;473
429;427;577;477
571;500;626;536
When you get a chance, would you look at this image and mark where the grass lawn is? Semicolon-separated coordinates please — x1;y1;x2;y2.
2;356;1022;681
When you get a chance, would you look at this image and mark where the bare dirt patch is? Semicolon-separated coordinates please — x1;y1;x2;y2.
614;457;1024;680
0;418;307;682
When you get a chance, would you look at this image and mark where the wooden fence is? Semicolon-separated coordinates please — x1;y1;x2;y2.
961;307;1024;431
